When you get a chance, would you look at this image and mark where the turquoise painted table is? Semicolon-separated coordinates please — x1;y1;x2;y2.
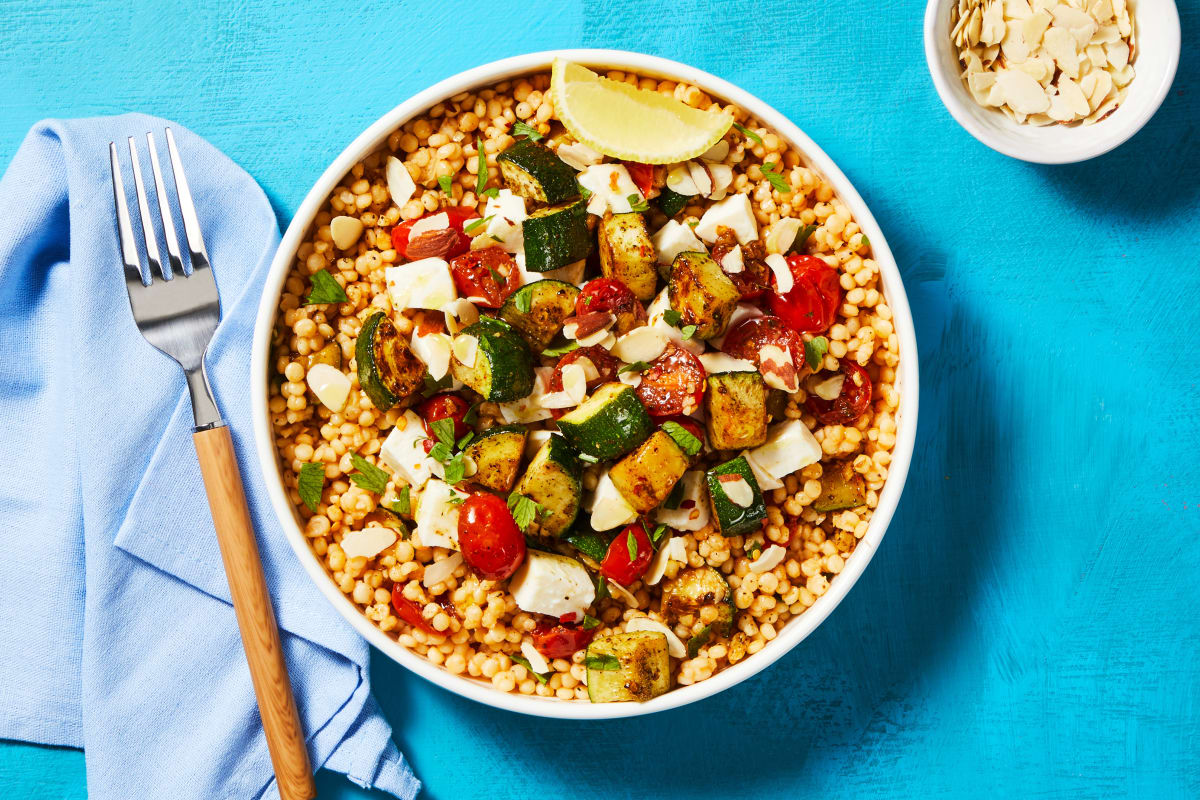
2;1;1197;798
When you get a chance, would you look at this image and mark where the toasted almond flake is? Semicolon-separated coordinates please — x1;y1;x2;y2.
812;373;846;401
442;298;479;335
306;363;352;412
1005;0;1034;19
1088;69;1113;107
1104;40;1129;69
520;640;551;674
560;362;588;404
341;527;398;561
982;1;1005;44
1086;43;1107;68
706;163;734;200
686;160;713;196
1012;59;1048;82
749;544;787;574
330;215;364;251
625;617;686;658
452;334;478;368
1058;76;1091;117
718;474;754;508
410;331;452;380
1002;21;1031;63
408;212;450;240
386;156;416;207
996;69;1052;113
765;253;792;293
555;140;604;171
700;139;730;162
607;579;638;606
645;536;674;586
666;163;699;196
1047;92;1076;122
612;326;669;363
1023;11;1052;43
1090;0;1112;21
1111;64;1134;87
764;218;803;255
422;551;462;588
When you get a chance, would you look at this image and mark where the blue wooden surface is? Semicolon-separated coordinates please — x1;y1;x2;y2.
2;1;1198;797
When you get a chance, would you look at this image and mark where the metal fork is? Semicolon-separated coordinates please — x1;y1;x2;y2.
110;130;316;800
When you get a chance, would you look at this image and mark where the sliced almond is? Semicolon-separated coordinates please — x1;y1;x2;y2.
1057;76;1091;117
996;69;1052;113
452;334;478;368
700;139;730;162
386;156;416;207
666;163;699;196
764;253;792;293
1023;11;1052;44
764;217;803;255
422;551;462;588
686;160;713;196
720;244;744;274
1104;40;1129;69
341;527;398;561
329;215;364;251
718;474;754;508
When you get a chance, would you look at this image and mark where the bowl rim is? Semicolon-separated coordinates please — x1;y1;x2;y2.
922;0;1181;165
250;48;920;720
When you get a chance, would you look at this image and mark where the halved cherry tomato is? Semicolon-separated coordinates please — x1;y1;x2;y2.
391;587;437;634
623;161;655;198
721;316;806;383
768;254;841;334
391;206;479;261
575;277;647;335
636;345;707;417
601;521;654;586
532;621;596;659
711;231;769;300
417;393;472;441
806;360;873;426
546;345;621;419
457;492;526;580
448;246;515;308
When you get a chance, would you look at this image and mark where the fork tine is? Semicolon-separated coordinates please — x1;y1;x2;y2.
127;136;168;281
109;142;148;287
163;127;210;268
145;132;185;278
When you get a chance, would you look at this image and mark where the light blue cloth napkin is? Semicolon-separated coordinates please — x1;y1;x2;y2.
0;114;420;800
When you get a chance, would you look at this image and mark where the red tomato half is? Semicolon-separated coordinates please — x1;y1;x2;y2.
575;277;647;334
457;493;526;580
623;161;655;198
721;316;806;380
600;521;654;586
806;360;873;426
448;246;515;308
391;206;479;261
391;587;437;635
417;393;472;441
768;254;841;334
636;345;707;417
532;621;596;659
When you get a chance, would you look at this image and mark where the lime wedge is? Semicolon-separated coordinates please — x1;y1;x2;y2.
550;60;733;165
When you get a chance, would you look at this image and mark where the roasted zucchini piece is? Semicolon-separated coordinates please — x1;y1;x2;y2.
497;279;581;352
608;429;690;513
586;632;671;703
598;212;657;301
516;435;583;536
667;251;740;340
705;371;768;450
556;382;653;460
565;530;613;565
462;425;527;493
523;198;593;273
496;139;580;205
449;318;534;402
309;342;342;370
655;186;688;218
661;567;734;637
812;459;867;512
705;455;767;536
355;311;425;411
765;387;788;422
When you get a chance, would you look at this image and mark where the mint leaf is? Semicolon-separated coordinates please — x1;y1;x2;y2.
760;161;791;194
348;453;389;494
475;136;488;195
298;462;326;512
581;614;601;630
395;486;411;515
626;193;649;213
542;341;579;357
457;431;476;450
680;324;697;340
790;224;817;254
661;420;702;456
430;417;456;449
428;442;453;464
464;215;492;234
481;187;500;199
626;529;638;561
422;371;453;397
732;121;762;144
804;336;829;371
662;309;683;327
618;360;649;374
584;653;620;671
304;269;349;306
511;654;549;683
512;121;543;141
651;523;667;544
438;175;453;195
443;453;466;485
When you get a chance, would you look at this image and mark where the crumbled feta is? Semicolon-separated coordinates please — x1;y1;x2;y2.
577;164;644;215
385;258;457;310
509;551;595;619
413;479;468;550
483;189;526;254
695;193;758;245
379;411;437;489
748;420;822;483
650;219;707;265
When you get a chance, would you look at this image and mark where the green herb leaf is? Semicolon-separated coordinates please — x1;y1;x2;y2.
760;161;791;194
463;215;492;234
626;193;649;213
481;187;500;199
578;452;599;464
680;324;697;340
858;234;870;248
577;183;593;201
456;431;476;450
732;121;762;144
581;614;601;630
804;336;829;371
297;462;326;512
687;625;712;658
595;576;610;601
626;529;638;561
542;340;579;358
348;453;390;495
584;653;620;671
475;136;488;195
304;269;349;306
395;486;411;515
507;491;545;532
661;420;702;456
511;654;549;683
662;309;683;327
446;492;467;506
512;121;543;141
422;371;454;397
438;175;453;195
663;479;685;510
463;402;479;425
428;442;453;464
651;523;667;544
790;224;818;254
618;360;650;374
514;290;532;314
430;417;456;449
443;453;466;485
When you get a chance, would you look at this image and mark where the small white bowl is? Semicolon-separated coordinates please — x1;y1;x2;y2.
251;49;919;719
924;0;1180;163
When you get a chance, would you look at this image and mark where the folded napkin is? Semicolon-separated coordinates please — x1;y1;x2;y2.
0;114;419;800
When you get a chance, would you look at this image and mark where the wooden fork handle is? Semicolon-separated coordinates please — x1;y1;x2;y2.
194;425;317;800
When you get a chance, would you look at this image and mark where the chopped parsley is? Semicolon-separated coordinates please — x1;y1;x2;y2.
584;653;620;671
804;336;829;371
394;486;411;516
661;420;702;456
511;121;543;141
790;223;817;253
463;215;492;234
507;491;545;532
303;269;349;306
663;479;685;510
618;360;650;374
542;341;579;357
732;121;762;144
581;614;601;630
475;136;488;195
680;324;697;340
514;290;532;314
626;193;649;213
626;529;638;561
760;161;791;194
511;654;549;683
438;175;453;195
297;462;326;512
348;454;389;495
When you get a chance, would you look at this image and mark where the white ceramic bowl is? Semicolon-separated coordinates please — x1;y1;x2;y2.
924;0;1180;163
251;49;919;719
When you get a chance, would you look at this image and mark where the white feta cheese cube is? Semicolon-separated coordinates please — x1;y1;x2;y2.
379;411;437;489
509;551;596;618
748;420;822;483
413;479;468;550
385;258;457;311
483;189;527;254
588;469;638;531
577;163;643;215
695;193;758;245
650;219;707;265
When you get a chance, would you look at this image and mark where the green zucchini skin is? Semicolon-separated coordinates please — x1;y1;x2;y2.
523;199;594;273
667;251;741;340
705;455;767;536
705;371;768;450
516;435;583;537
598;212;657;301
497;139;580;206
355;311;425;411
450;318;535;402
812;459;867;512
586;632;671;703
655;186;689;218
463;425;527;493
608;429;690;513
661;567;735;637
556;383;653;460
497;279;581;353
